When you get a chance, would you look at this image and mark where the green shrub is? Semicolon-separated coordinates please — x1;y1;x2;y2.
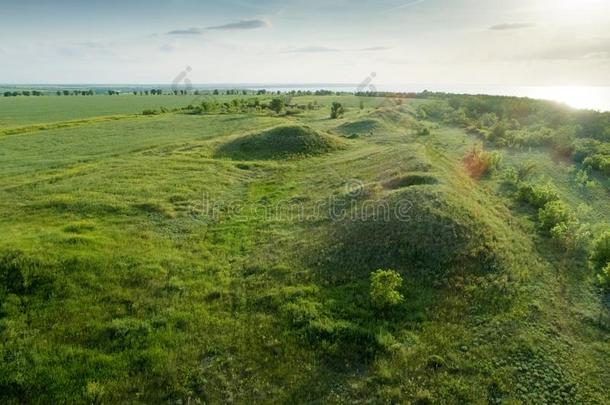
538;201;571;234
269;98;285;114
517;182;559;209
549;221;590;251
583;154;610;176
330;102;345;119
142;109;159;116
590;231;610;270
370;269;404;309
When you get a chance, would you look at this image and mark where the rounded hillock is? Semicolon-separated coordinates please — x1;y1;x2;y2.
216;125;345;160
321;187;501;280
335;119;383;137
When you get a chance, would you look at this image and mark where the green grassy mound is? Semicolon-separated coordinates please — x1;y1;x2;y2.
322;187;501;281
216;125;345;160
369;107;412;125
334;118;382;137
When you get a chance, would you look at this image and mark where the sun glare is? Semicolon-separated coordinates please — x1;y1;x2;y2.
526;86;609;111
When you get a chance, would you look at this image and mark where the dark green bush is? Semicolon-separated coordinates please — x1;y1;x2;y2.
590;231;610;271
517;182;559;209
538;201;571;234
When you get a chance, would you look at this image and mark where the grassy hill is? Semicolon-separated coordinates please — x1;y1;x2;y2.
0;92;608;403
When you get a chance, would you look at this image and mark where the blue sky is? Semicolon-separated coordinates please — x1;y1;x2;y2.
1;0;609;85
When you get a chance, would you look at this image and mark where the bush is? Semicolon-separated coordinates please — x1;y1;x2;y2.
269;98;285;114
590;231;610;271
330;102;345;119
463;146;501;178
517;182;559;209
583;154;610;176
142;109;159;116
549;221;590;251
538;201;571;234
370;269;404;310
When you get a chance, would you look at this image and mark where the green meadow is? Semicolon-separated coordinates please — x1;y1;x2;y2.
1;93;609;403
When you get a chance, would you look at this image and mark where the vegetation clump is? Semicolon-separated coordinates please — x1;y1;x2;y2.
463;145;501;178
330;102;345;119
370;269;404;309
591;232;610;290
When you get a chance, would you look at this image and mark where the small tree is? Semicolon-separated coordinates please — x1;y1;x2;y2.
591;231;610;271
269;98;285;115
330;102;344;119
359;100;365;110
538;200;571;234
370;269;404;310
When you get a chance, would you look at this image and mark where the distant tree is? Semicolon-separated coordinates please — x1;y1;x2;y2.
213;89;219;95
133;91;138;95
3;92;11;97
62;90;70;96
330;102;344;119
12;92;19;97
56;91;61;96
144;90;149;95
269;98;285;114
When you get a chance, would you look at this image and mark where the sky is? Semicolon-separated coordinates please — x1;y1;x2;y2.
1;0;609;85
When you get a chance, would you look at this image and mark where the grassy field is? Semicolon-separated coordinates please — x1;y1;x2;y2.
0;93;609;403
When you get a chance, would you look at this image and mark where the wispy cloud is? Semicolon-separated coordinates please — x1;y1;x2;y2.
160;43;177;53
167;27;204;35
206;19;269;30
380;0;426;14
489;23;536;31
283;45;389;54
284;46;339;53
76;41;105;49
359;46;391;52
517;39;610;61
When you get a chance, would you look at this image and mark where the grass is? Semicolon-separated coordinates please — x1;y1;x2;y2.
0;93;608;403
